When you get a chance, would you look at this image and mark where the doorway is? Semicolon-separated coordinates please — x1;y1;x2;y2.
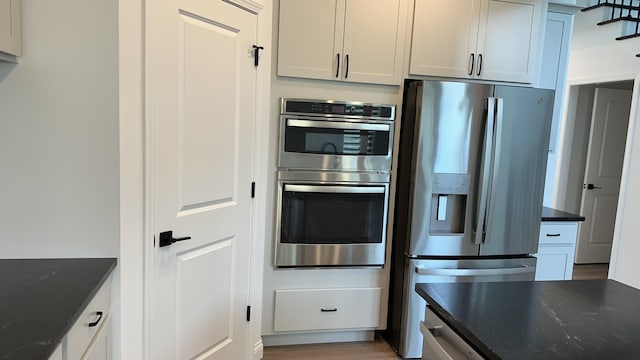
556;80;634;265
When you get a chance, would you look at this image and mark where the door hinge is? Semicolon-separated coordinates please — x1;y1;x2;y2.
246;305;251;322
251;182;256;198
252;45;264;67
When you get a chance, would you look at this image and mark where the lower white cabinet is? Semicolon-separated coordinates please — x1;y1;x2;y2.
49;277;112;360
535;222;579;280
273;287;381;332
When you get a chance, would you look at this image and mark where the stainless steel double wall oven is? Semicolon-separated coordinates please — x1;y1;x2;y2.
276;98;396;267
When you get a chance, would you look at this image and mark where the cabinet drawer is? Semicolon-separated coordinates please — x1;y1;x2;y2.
539;223;578;245
65;279;112;360
274;287;381;332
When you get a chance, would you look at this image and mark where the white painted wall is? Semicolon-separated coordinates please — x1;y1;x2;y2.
565;8;640;288
0;1;119;257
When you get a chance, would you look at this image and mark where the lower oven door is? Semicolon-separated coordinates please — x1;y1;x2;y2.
275;180;389;267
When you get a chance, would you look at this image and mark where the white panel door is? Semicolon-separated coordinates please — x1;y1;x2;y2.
409;0;481;78
576;88;632;264
277;0;343;80
477;0;538;83
148;0;256;359
342;0;404;85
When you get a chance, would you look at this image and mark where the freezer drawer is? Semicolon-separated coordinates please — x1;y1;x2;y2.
400;258;535;358
421;307;484;360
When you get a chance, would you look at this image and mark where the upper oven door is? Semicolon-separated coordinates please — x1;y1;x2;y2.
278;116;394;172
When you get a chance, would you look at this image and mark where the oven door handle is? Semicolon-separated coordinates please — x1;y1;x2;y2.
284;184;385;194
287;119;389;132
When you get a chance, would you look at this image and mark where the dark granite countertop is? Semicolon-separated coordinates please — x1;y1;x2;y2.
0;258;117;360
542;206;585;221
416;280;640;360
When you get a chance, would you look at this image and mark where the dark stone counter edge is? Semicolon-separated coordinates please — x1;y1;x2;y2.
415;283;500;360
541;206;585;222
54;258;118;350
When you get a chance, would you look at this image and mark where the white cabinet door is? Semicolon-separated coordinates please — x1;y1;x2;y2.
535;245;574;280
476;0;542;83
342;0;405;85
410;0;481;79
0;0;21;60
277;0;405;85
410;0;543;83
277;0;342;80
82;316;111;360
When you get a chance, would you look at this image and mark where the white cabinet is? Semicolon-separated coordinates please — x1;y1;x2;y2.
535;222;578;280
0;0;21;62
273;287;381;332
61;278;112;360
410;0;546;83
277;0;407;85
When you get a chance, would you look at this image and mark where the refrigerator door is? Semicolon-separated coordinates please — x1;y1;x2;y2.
399;257;536;359
479;86;554;256
407;81;493;257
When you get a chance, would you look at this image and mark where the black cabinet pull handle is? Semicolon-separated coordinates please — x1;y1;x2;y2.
468;53;475;76
88;311;103;327
546;233;561;237
344;54;349;79
477;53;483;76
159;230;192;247
320;308;338;312
335;53;340;78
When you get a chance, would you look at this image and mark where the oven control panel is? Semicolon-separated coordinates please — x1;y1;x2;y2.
282;99;395;120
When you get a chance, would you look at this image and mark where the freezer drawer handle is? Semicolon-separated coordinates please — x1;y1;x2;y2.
415;266;534;276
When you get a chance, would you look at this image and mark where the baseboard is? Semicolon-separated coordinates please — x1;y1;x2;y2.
253;339;264;360
262;330;375;347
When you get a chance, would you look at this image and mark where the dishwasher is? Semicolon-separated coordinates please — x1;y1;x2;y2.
420;307;484;360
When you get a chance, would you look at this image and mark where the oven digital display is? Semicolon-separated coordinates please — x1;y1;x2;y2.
332;105;345;113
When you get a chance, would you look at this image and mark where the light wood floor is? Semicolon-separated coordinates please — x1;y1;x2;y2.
572;263;609;280
263;263;610;360
262;335;399;360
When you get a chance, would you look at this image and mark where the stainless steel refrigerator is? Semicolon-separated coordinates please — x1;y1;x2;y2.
386;80;554;358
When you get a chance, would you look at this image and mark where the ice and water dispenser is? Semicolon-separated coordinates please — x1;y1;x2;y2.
429;173;469;234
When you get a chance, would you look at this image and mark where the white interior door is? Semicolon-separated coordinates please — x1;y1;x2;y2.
148;0;257;359
576;88;632;264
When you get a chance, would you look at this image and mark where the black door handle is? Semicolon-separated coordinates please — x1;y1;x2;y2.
159;230;192;247
585;183;602;190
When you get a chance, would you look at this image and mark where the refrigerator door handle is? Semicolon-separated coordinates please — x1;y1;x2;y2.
415;265;535;277
473;97;496;244
483;98;504;244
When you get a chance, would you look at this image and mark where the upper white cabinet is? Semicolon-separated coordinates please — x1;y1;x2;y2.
410;0;546;84
277;0;407;85
0;0;21;62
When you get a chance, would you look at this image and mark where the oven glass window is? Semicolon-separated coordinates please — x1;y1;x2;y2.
284;125;389;155
280;186;385;244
